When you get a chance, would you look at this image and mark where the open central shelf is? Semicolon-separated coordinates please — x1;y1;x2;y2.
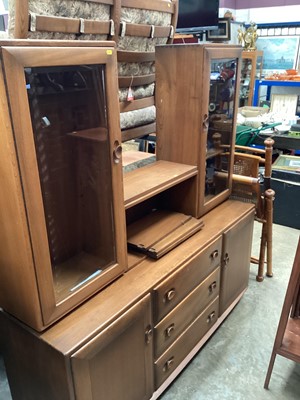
123;160;198;209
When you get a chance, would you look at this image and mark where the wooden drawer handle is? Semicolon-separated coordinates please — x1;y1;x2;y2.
165;323;175;338
206;311;216;324
165;288;176;302
203;113;209;129
210;250;219;260
163;356;175;372
113;141;122;164
145;326;153;344
208;281;217;293
223;253;230;267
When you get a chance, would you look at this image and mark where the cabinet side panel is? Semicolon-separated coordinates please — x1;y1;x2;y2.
1;311;73;400
0;60;42;328
155;45;203;216
155;45;203;165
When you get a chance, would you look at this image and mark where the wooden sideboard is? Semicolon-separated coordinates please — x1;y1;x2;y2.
1;200;254;400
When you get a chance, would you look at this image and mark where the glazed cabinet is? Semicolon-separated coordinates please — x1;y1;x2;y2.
155;44;242;218
0;40;127;331
239;50;263;107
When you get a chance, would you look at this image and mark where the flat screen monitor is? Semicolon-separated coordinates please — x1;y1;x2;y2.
176;0;220;34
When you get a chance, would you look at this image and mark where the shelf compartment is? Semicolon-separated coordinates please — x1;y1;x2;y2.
123;160;197;209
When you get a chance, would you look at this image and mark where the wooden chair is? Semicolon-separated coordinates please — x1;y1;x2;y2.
230;137;275;281
264;237;300;389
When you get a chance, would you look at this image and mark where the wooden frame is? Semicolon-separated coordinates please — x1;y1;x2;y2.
207;18;231;42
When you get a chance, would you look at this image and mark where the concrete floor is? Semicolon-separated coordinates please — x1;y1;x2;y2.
0;222;299;399
159;222;300;400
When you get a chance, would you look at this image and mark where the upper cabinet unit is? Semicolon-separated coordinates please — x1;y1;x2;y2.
155;44;242;217
239;50;263;107
0;40;127;331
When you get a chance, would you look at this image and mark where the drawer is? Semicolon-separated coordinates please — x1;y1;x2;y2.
153;236;221;323
154;267;220;358
154;296;219;389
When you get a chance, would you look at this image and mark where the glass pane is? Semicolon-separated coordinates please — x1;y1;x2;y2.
256;55;263;79
25;65;116;303
239;57;252;107
206;58;238;201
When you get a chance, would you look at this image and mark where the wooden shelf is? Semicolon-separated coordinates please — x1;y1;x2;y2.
123;160;197;209
67;127;108;141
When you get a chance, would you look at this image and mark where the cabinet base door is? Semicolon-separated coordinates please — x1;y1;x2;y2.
71;295;153;400
219;209;255;315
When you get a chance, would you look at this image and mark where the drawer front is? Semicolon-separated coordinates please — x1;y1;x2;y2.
154;267;220;358
153;236;221;323
154;296;219;389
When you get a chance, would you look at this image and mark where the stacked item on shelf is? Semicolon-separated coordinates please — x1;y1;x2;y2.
265;69;300;81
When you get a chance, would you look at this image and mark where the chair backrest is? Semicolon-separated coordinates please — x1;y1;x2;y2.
233;152;262;177
231;138;274;218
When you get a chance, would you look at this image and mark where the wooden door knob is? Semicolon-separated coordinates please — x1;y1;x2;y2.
165;288;176;302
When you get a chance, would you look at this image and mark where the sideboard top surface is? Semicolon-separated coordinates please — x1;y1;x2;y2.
12;200;254;354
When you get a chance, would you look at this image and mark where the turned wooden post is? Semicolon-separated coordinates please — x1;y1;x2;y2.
263;137;274;190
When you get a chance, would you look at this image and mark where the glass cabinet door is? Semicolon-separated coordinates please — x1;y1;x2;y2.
239;51;263;107
204;56;239;211
2;45;126;328
239;56;252;107
25;65;117;303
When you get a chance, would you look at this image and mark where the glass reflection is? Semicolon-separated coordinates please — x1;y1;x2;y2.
205;58;238;201
25;65;116;302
